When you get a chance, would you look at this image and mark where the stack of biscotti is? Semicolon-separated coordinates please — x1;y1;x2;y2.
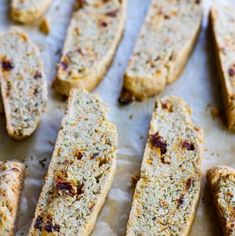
126;96;203;235
0;28;47;139
0;160;25;236
11;0;52;23
210;5;235;131
28;89;117;235
53;0;126;96
119;0;202;103
207;166;235;236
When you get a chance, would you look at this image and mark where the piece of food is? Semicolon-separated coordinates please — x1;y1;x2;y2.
28;89;117;235
210;5;235;131
0;28;47;140
207;166;235;236
39;17;51;35
126;96;203;235
53;0;126;96
11;0;52;23
119;0;202;103
0;160;25;236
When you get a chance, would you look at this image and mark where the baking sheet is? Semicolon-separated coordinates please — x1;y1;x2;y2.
0;0;234;235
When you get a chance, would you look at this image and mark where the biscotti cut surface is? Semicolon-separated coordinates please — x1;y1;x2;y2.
210;5;235;131
11;0;52;23
0;160;25;236
120;0;202;102
0;29;47;139
207;166;235;236
28;89;117;236
54;0;126;96
126;96;203;236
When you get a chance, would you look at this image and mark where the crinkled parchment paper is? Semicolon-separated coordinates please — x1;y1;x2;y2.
0;0;235;235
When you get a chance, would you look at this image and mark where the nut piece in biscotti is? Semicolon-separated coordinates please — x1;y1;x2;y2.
0;29;47;140
119;0;202;103
207;166;235;236
126;96;203;236
28;89;118;236
53;0;126;96
0;160;25;236
210;5;235;131
11;0;52;23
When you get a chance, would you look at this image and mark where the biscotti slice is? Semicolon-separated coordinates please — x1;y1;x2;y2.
207;166;235;236
0;28;47;140
53;0;126;96
0;160;25;236
11;0;52;23
119;0;202;103
28;89;117;236
126;96;203;235
210;5;235;131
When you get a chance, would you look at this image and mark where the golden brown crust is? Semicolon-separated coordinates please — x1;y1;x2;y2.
210;5;235;131
207;166;235;236
0;161;25;236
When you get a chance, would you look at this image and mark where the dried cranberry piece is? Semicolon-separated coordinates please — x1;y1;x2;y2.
186;178;194;190
150;132;167;155
100;21;108;27
182;140;195;151
1;59;14;71
74;150;83;160
60;61;68;70
177;195;184;208
45;220;60;233
229;68;235;77
106;10;118;17
34;216;43;230
56;181;76;197
34;71;42;79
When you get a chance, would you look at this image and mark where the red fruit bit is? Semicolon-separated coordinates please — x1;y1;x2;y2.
150;132;167;155
186;178;194;190
34;216;43;230
106;10;118;17
1;59;14;71
229;68;235;77
182;140;195;151
45;220;60;233
60;61;68;71
177;195;184;208
34;71;42;79
195;0;200;4
74;150;83;160
99;21;108;27
56;181;76;197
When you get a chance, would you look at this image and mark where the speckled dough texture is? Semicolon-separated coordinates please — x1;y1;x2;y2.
28;89;118;236
11;0;52;23
0;28;47;140
126;97;203;235
0;161;25;236
121;0;202;101
0;1;234;236
54;0;126;96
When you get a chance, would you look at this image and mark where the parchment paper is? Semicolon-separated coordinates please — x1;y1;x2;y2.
0;0;234;235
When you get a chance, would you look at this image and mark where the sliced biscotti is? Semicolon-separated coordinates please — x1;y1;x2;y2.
11;0;52;23
0;28;47;140
53;0;126;96
207;166;235;236
0;160;25;236
28;89;117;236
119;0;202;103
210;5;235;131
126;97;203;235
